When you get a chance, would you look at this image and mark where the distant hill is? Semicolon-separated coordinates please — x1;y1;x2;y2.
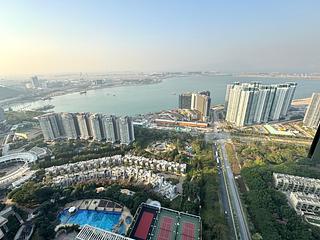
0;86;23;100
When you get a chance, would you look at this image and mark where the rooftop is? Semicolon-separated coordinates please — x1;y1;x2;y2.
273;173;320;186
76;225;133;240
290;192;320;205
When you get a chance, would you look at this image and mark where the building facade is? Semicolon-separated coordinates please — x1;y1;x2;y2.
118;116;135;145
0;107;5;123
303;93;320;129
289;192;320;214
76;113;91;140
39;112;134;144
178;93;192;109
308;123;320;162
101;115;119;143
225;82;297;126
179;91;211;121
89;113;103;141
31;76;40;89
61;112;79;139
191;92;211;121
38;113;63;141
273;173;320;196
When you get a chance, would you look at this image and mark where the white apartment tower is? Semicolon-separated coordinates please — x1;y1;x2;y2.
38;113;63;141
225;82;297;126
76;113;91;139
39;112;135;144
89;113;103;141
61;112;78;139
31;76;40;89
303;93;320;129
118;116;135;145
101;115;118;143
269;83;296;120
0;107;5;122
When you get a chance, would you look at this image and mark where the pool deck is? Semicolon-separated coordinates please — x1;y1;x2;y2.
61;199;133;235
66;199;123;212
113;207;132;234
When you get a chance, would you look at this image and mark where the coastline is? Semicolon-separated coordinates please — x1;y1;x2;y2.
1;78;164;110
2;73;319;112
235;74;320;80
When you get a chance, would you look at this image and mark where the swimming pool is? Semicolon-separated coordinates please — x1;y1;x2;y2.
59;209;122;232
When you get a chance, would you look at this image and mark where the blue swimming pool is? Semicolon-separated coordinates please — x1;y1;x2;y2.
59;209;121;232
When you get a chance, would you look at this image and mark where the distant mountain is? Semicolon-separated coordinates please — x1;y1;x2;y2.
0;86;23;100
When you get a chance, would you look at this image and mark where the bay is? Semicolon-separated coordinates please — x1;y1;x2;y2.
12;75;320;116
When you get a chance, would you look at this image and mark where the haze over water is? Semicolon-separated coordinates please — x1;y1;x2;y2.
14;76;320;116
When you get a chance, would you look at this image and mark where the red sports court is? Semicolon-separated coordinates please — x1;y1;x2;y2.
181;222;195;240
129;204;201;240
157;216;174;240
134;212;154;239
130;204;158;240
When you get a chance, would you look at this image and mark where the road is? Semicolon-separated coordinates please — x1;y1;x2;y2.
213;144;237;240
219;140;251;240
208;118;251;240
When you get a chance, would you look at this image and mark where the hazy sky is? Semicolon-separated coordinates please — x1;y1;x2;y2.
0;0;319;75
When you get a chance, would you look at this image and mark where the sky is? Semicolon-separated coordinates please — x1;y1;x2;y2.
0;0;319;75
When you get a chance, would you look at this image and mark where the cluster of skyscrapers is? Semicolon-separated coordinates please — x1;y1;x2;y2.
178;91;211;121
31;76;40;89
225;82;297;126
38;112;135;144
303;93;320;129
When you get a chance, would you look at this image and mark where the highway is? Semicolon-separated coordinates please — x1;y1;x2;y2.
209;115;251;240
213;143;237;240
219;140;251;240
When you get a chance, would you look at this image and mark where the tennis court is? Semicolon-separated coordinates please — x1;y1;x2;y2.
157;217;173;240
181;222;195;240
129;204;159;240
134;211;155;239
176;213;201;240
151;209;179;240
129;204;201;240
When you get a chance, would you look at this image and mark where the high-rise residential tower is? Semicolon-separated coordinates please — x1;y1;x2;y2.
303;93;320;129
308;123;320;162
89;113;103;141
0;107;5;123
179;91;211;121
31;76;40;89
179;93;192;109
101;115;119;143
76;113;91;139
191;93;211;121
118;116;135;145
38;113;63;141
38;112;135;144
225;82;297;126
224;84;233;110
269;83;297;121
60;112;79;139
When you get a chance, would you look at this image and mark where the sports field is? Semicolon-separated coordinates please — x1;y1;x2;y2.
150;209;179;240
176;213;201;240
129;204;159;240
130;204;201;240
135;211;155;239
